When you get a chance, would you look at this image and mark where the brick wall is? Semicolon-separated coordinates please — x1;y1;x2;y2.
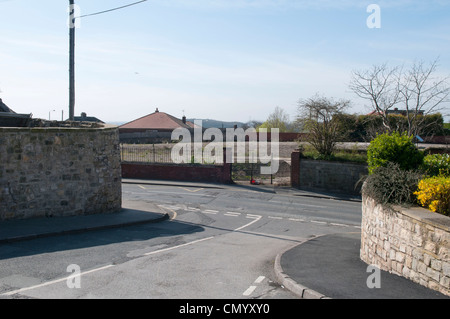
121;162;232;184
121;146;232;184
361;195;450;296
290;150;301;188
0;125;122;220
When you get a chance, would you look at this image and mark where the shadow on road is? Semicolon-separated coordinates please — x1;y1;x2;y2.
0;216;205;260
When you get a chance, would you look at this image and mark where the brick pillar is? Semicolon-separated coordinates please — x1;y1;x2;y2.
222;147;233;184
291;149;301;188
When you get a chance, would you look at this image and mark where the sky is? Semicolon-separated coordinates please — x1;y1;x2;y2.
0;0;449;124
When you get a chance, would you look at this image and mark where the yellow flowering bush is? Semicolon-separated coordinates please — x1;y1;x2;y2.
414;176;450;216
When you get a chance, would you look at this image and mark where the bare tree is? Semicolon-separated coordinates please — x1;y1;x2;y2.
399;60;450;137
259;106;290;132
349;58;450;137
297;94;350;157
349;63;401;131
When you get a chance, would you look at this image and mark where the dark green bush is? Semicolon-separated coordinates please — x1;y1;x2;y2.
367;132;424;174
362;162;423;206
333;113;446;142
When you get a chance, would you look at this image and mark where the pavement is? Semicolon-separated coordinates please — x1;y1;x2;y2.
0;200;169;244
275;232;449;299
0;179;448;299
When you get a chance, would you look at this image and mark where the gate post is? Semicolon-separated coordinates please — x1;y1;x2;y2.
222;147;233;184
291;149;301;188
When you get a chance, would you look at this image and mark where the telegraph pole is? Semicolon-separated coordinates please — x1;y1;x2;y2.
66;0;147;121
69;0;75;121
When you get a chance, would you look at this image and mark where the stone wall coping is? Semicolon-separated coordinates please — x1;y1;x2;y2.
0;124;118;133
300;158;368;166
391;204;450;233
122;162;223;168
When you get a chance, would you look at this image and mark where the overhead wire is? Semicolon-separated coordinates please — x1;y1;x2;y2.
77;0;148;19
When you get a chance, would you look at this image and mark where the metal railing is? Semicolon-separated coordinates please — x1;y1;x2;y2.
120;144;221;165
120;144;172;163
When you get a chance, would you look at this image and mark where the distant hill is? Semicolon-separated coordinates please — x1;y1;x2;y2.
187;119;246;129
106;121;126;126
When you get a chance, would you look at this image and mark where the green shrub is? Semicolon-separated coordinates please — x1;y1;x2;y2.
367;132;424;174
415;176;450;216
362;162;423;206
422;154;450;177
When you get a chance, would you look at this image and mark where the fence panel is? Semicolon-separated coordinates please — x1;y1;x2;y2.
120;144;173;163
120;144;221;165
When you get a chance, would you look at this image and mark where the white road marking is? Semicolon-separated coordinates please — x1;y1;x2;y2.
225;212;241;216
144;236;214;256
254;276;266;284
224;212;240;217
234;216;261;232
289;218;305;222
246;214;262;219
178;187;204;193
330;222;349;227
123;190;215;198
1;264;115;297
161;205;358;230
243;276;266;296
243;285;257;296
310;220;327;225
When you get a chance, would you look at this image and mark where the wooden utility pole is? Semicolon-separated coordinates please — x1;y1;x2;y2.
69;0;75;121
66;1;148;121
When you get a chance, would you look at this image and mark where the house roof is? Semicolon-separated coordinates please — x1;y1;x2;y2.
73;112;104;123
0;98;15;113
120;108;196;130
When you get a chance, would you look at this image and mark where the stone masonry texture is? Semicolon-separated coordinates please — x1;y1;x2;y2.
361;195;450;296
297;159;368;195
0;125;122;220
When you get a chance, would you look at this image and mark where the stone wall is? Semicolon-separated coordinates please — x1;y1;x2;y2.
361;195;450;296
291;152;368;196
0;125;122;220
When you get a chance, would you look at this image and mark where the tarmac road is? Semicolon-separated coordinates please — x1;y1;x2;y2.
1;180;446;299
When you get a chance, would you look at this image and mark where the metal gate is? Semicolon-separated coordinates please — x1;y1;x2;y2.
231;160;291;186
